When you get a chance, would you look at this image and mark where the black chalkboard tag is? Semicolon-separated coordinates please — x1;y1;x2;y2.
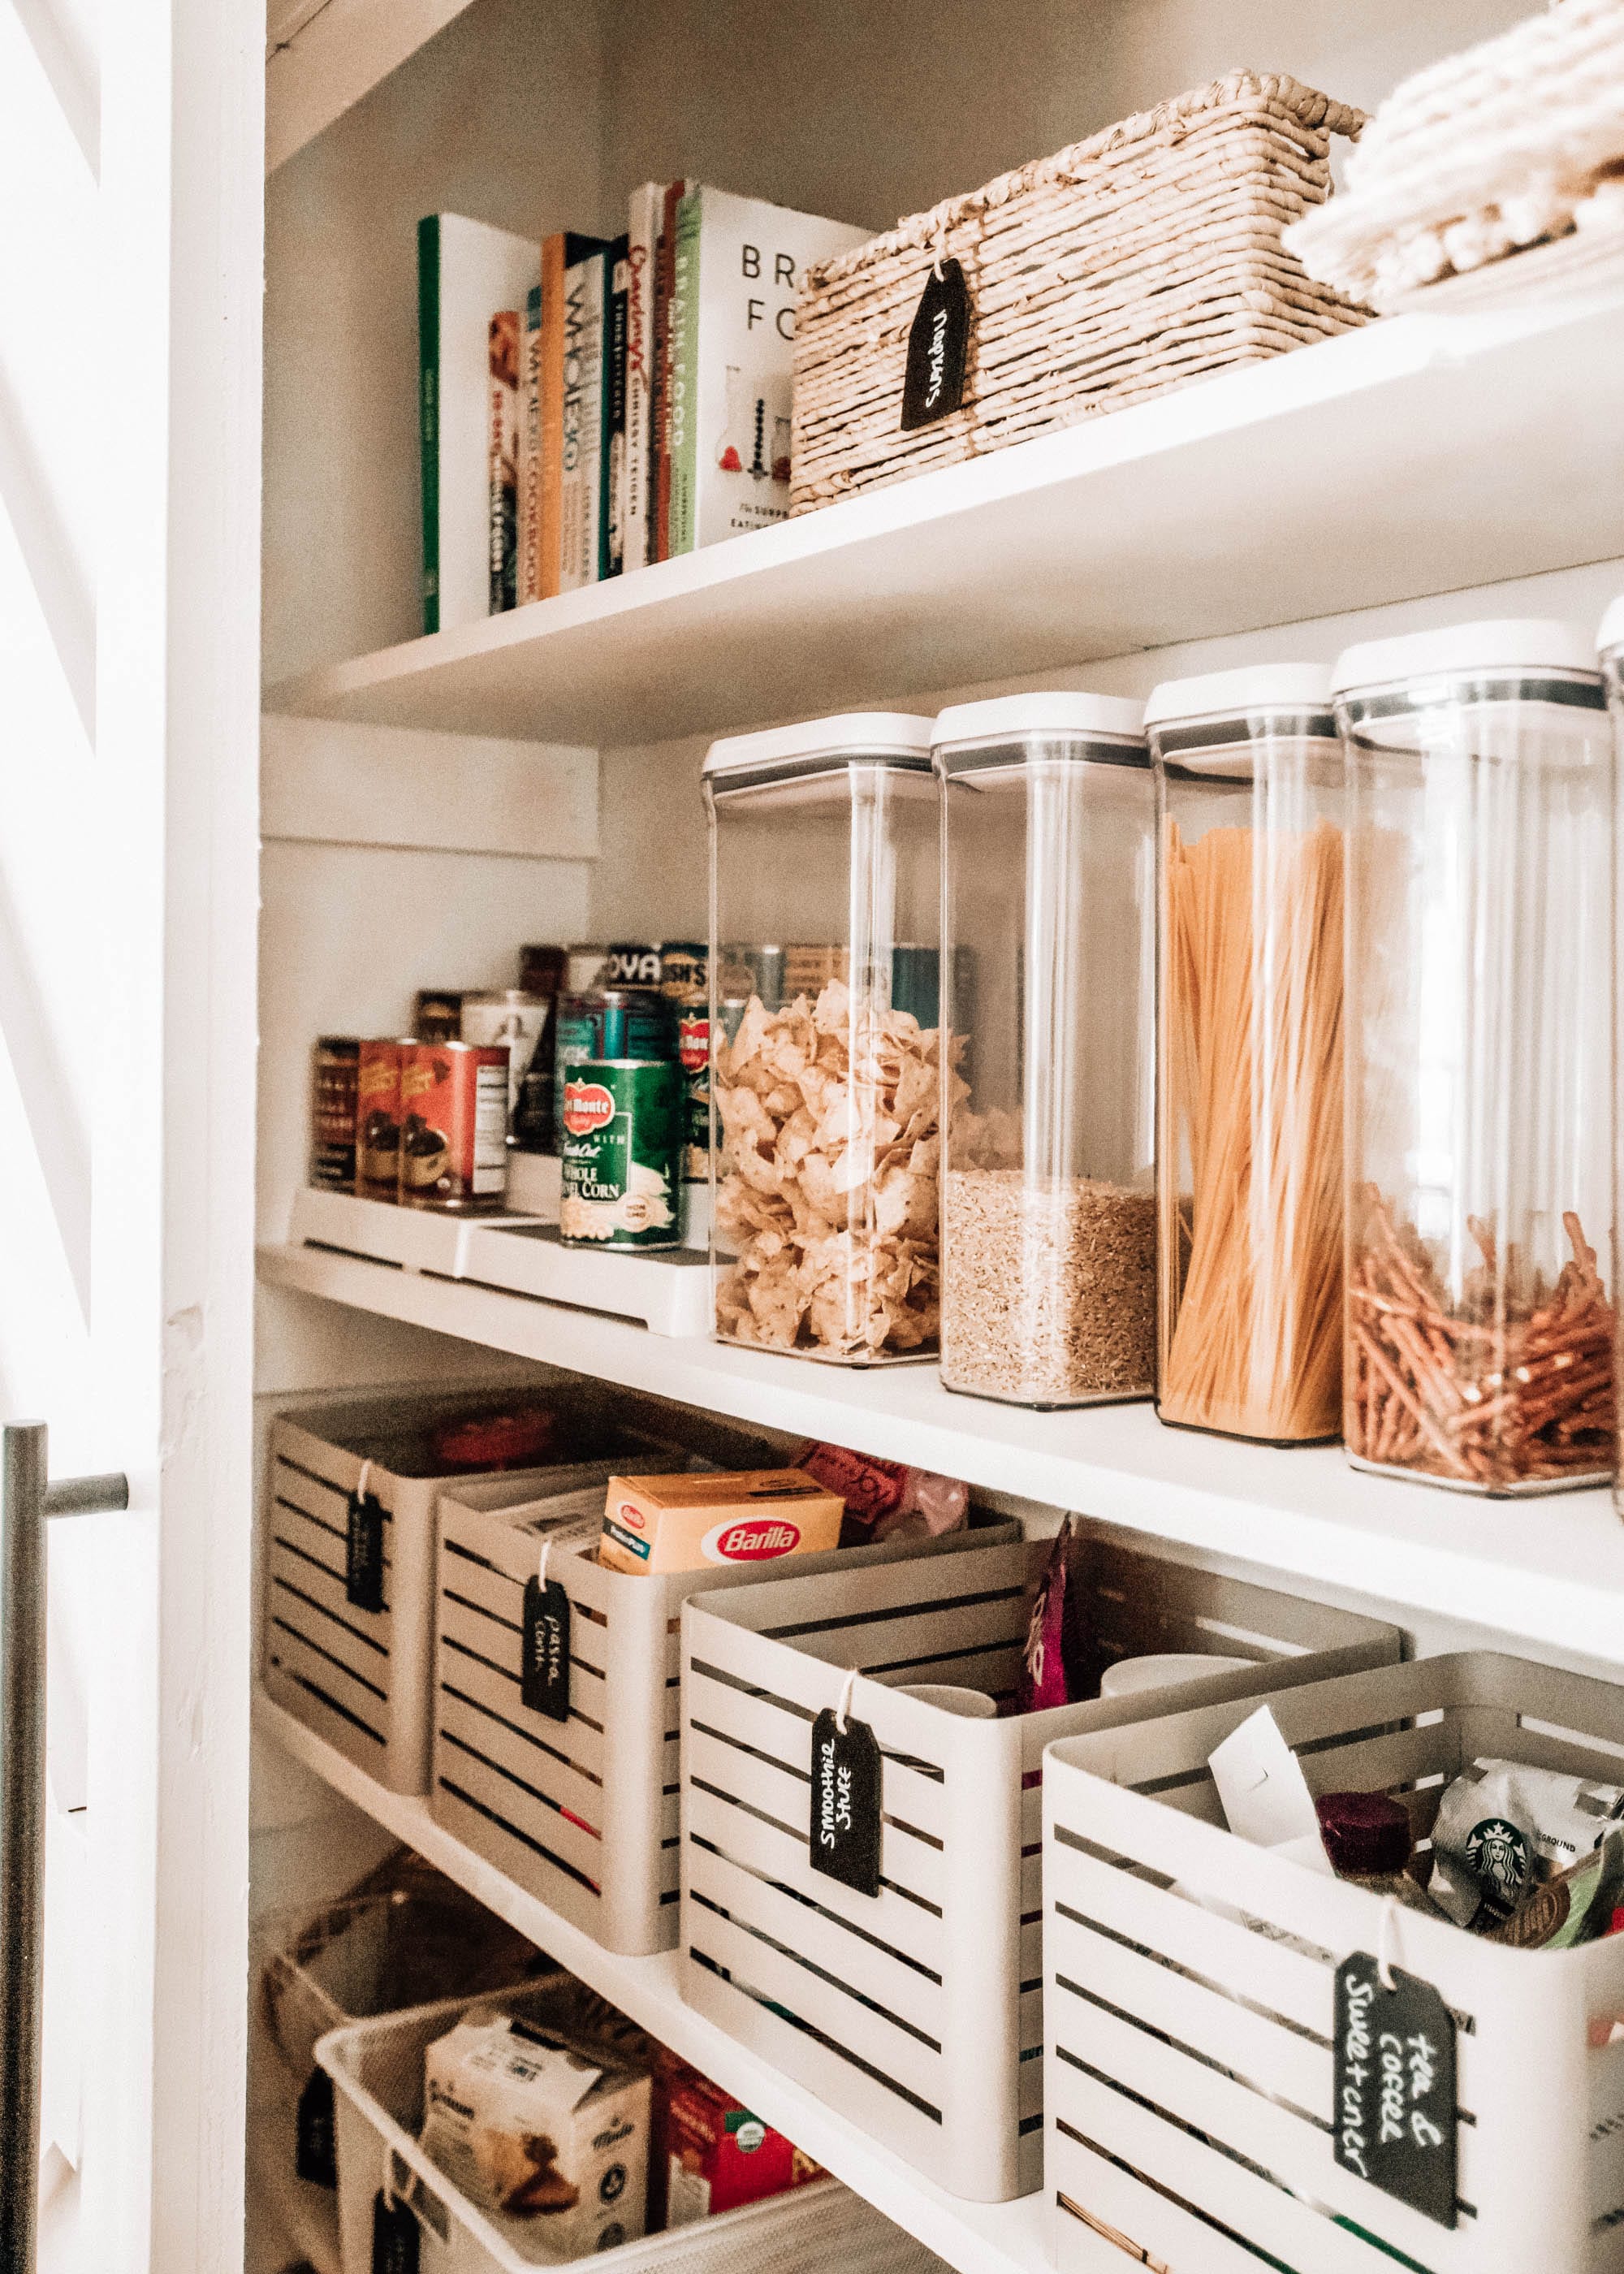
345;1489;386;1612
294;2065;337;2189
372;2190;420;2274
1333;1955;1458;2229
809;1708;882;1896
900;258;971;430
521;1576;571;1722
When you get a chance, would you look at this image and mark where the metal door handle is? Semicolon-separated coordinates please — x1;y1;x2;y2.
0;1424;127;2274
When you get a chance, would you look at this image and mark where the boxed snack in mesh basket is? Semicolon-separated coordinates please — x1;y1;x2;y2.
261;1385;766;1796
1043;1652;1624;2274
433;1491;1019;1956
790;73;1366;513
316;1978;953;2274
679;1533;1399;2202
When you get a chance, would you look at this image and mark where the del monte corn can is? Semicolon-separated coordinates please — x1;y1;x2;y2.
559;1060;682;1249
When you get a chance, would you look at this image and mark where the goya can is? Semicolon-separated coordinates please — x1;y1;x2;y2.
558;1060;682;1248
356;1037;408;1198
604;941;663;988
399;1040;509;1212
309;1037;360;1190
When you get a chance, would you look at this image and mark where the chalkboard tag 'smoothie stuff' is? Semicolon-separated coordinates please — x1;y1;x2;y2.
345;1484;387;1613
809;1706;882;1896
900;257;971;430
1332;1955;1458;2229
371;2190;420;2274
520;1576;572;1723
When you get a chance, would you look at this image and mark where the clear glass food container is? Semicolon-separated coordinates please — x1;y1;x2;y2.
934;694;1155;1408
1147;665;1345;1445
1336;619;1614;1496
705;712;940;1363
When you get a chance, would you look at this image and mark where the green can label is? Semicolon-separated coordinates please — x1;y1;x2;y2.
559;1061;681;1248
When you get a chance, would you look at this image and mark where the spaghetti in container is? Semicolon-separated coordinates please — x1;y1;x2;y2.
704;713;940;1364
1147;665;1345;1444
1337;619;1614;1495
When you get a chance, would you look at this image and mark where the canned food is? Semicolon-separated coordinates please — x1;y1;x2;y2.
603;942;663;988
517;944;566;999
414;988;465;1044
781;944;849;1001
461;990;551;1152
356;1038;408;1198
399;1040;510;1212
721;944;786;1009
559;1059;682;1248
565;944;609;992
552;988;677;1147
678;996;747;1182
659;940;707;1000
310;1037;360;1190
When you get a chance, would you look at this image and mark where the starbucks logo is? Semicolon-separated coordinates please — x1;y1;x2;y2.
1465;1815;1531;1899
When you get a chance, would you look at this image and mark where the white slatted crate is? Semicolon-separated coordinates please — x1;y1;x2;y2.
261;1387;728;1795
680;1535;1398;2203
317;1982;953;2274
432;1497;1013;1958
1043;1650;1624;2274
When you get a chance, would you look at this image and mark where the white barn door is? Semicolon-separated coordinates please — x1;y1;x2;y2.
0;0;261;2268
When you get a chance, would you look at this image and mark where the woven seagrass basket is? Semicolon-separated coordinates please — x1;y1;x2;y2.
791;72;1367;513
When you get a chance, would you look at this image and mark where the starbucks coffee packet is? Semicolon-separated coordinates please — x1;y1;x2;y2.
1430;1758;1624;1930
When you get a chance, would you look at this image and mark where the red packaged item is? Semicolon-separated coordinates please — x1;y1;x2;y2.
429;1406;555;1472
793;1440;969;1546
1017;1514;1086;1713
399;1039;509;1212
652;2054;820;2228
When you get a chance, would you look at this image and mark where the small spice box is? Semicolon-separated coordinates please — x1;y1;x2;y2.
680;1533;1398;2202
934;693;1156;1409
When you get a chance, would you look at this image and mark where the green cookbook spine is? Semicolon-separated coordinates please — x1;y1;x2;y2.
667;188;702;557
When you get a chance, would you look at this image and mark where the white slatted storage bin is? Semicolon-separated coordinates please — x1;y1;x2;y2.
261;1387;729;1795
1043;1651;1624;2274
680;1536;1400;2203
433;1499;1016;1958
317;1982;954;2274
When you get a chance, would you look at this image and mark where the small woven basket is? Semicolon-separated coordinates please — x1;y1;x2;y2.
791;72;1367;513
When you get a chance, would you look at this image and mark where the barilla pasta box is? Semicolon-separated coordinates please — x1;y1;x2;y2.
598;1468;843;1576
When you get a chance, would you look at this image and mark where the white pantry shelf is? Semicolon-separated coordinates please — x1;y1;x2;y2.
255;1695;1071;2274
262;285;1624;749
258;1239;1624;1666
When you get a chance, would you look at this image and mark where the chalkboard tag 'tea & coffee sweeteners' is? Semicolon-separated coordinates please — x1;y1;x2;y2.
810;1705;882;1897
521;1575;572;1723
1332;1954;1458;2229
900;257;971;430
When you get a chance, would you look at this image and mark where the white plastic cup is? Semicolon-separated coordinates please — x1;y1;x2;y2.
895;1684;998;1718
1098;1652;1253;1698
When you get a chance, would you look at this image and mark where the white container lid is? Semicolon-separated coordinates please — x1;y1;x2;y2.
1142;663;1332;733
930;691;1145;748
1598;595;1624;658
704;711;934;778
1332;618;1599;698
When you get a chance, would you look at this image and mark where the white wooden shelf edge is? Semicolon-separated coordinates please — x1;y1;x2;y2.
257;1240;1624;1666
261;283;1624;747
255;1694;1070;2274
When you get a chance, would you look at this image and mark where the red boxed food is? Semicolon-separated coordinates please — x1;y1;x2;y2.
653;2054;821;2227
